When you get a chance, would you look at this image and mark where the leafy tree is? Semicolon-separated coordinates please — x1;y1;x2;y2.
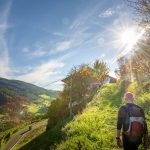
126;0;150;32
93;60;109;84
47;89;70;130
47;60;109;130
115;57;130;79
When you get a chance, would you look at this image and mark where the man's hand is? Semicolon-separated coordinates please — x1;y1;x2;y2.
116;137;122;148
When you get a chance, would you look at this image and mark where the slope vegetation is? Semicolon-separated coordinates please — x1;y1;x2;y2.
12;82;150;150
56;82;150;150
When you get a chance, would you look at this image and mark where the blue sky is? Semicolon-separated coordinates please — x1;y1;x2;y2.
0;0;136;90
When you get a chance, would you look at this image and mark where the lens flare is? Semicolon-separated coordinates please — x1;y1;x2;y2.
117;26;145;58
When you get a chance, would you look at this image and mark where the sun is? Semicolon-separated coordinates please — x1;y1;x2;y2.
120;28;138;46
116;26;145;58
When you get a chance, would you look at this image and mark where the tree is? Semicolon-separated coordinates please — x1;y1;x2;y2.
126;0;150;32
115;57;130;79
93;60;109;84
47;60;109;130
46;93;70;130
130;39;150;82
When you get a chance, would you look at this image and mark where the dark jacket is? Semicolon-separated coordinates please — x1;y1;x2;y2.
117;103;148;134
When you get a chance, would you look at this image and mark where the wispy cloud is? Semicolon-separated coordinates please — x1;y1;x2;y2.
16;58;64;87
56;40;72;52
22;47;29;53
0;1;12;77
53;32;64;37
22;45;47;58
15;53;75;90
99;8;114;18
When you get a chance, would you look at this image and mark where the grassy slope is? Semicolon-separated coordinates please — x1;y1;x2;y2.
56;83;150;150
12;82;150;150
56;83;123;150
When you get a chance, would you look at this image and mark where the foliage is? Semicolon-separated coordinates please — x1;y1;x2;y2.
126;0;150;31
46;97;69;130
55;83;150;150
13;82;150;150
136;92;150;114
93;60;109;84
47;60;109;130
56;83;123;150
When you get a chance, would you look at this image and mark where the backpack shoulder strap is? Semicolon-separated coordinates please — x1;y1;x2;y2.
124;104;131;117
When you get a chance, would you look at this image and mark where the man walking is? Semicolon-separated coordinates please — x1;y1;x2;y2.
116;92;149;150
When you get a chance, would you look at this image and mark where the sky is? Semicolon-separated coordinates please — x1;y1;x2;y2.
0;0;136;90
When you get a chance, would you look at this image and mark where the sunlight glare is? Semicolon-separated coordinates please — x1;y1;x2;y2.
121;28;138;46
117;26;145;58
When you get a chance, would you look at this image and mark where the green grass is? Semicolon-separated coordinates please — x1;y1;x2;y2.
12;82;150;150
56;83;150;150
56;83;123;150
27;104;41;113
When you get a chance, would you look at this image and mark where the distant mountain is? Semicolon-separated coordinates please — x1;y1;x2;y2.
0;77;59;130
0;77;59;104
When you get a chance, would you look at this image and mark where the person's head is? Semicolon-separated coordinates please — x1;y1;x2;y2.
124;92;135;103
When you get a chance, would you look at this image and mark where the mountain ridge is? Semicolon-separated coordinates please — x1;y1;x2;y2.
0;77;59;131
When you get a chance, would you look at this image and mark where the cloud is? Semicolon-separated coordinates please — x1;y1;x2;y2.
53;32;64;36
99;8;114;18
10;52;75;90
22;46;47;58
97;37;105;45
16;58;65;87
0;1;12;77
30;48;46;57
22;47;29;53
56;41;72;52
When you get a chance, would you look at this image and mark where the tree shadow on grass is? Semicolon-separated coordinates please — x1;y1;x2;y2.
18;118;71;150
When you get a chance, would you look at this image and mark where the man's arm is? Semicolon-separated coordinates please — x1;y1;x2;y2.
116;129;121;138
116;107;124;137
116;107;124;147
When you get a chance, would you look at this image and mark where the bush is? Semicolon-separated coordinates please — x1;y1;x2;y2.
136;92;150;114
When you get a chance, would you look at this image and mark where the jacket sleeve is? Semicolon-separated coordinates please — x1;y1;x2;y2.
117;106;125;130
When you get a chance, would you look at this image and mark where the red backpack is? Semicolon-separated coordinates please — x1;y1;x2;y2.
124;105;145;137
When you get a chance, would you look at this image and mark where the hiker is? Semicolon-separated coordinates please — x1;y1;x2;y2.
116;92;149;150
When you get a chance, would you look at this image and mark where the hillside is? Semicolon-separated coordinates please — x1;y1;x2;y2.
0;77;59;131
0;77;59;103
13;82;150;150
